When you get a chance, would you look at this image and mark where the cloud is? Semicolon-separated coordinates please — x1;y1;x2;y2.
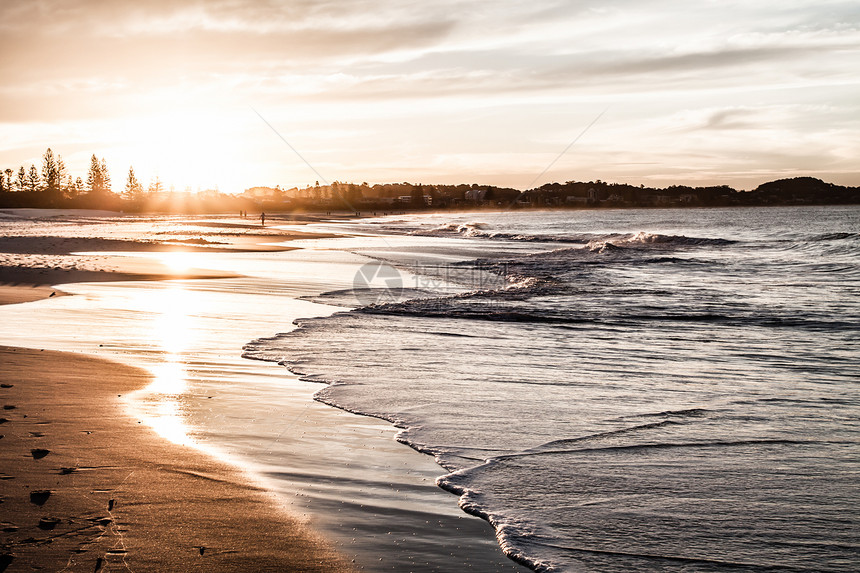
697;108;763;131
1;0;858;188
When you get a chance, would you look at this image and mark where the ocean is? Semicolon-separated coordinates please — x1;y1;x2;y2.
0;206;857;572
244;206;860;572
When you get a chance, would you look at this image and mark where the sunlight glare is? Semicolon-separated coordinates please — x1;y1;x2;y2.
117;107;249;191
148;361;188;395
139;283;197;445
159;251;198;273
152;286;194;351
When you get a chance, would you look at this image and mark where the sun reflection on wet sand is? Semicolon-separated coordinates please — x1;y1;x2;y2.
136;283;196;446
148;361;188;396
158;251;199;272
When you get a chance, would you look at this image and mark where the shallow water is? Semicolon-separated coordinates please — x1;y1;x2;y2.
246;206;860;572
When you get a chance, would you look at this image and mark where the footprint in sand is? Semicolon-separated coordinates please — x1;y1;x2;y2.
37;517;61;530
30;448;50;459
29;490;52;506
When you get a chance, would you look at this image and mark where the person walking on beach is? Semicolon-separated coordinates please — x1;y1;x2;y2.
260;212;266;227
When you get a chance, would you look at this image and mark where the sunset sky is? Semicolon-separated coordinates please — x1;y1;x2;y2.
2;0;858;192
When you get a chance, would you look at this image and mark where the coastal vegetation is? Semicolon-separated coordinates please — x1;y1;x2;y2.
1;148;857;213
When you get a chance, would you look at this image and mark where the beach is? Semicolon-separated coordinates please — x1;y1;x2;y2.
0;210;524;572
3;207;856;572
0;346;354;572
0;213;355;571
4;0;858;568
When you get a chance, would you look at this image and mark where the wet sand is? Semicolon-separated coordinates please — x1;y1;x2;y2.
0;346;355;572
0;285;62;306
0;213;342;290
0;212;347;294
0;214;356;571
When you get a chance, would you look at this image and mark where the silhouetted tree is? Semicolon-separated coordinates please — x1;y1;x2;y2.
124;167;143;200
4;169;12;192
100;158;111;193
56;155;67;192
86;155;112;195
41;148;65;202
63;175;75;198
41;148;58;191
148;176;163;194
86;155;101;194
16;166;26;192
27;165;40;192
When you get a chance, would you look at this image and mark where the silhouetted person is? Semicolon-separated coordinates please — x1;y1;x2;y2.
260;212;266;227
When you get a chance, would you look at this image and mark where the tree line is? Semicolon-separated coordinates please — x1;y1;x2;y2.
2;147;857;212
0;148;168;206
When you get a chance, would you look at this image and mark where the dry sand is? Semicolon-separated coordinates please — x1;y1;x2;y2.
0;346;355;572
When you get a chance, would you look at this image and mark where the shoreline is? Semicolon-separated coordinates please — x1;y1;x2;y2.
0;211;528;572
0;213;359;571
0;345;355;572
0;284;64;305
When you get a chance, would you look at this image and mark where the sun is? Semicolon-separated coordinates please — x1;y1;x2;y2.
116;106;250;192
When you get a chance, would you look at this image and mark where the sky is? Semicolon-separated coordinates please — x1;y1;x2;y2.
1;0;858;192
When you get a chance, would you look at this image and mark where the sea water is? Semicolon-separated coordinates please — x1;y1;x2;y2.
244;206;860;572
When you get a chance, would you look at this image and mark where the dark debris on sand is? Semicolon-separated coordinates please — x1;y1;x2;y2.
30;448;50;460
